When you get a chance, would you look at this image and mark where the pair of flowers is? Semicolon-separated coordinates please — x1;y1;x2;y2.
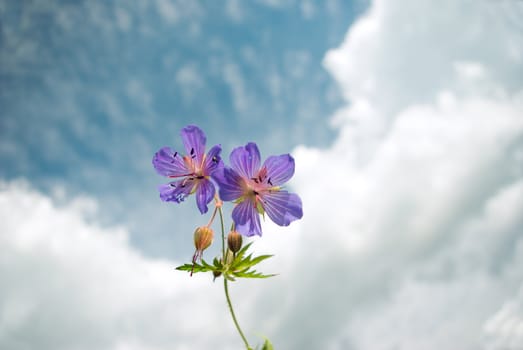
152;125;302;237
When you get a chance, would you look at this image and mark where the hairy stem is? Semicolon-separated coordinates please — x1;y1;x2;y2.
218;207;252;349
224;278;252;350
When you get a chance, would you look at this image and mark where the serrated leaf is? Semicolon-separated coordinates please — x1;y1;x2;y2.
258;338;274;350
175;264;191;272
202;259;215;269
230;255;272;271
234;242;253;260
262;340;274;350
178;242;277;280
219;242;276;280
233;254;273;271
232;270;276;279
176;259;215;274
176;263;209;274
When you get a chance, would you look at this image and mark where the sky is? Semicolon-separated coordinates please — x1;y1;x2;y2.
0;0;363;258
1;0;523;349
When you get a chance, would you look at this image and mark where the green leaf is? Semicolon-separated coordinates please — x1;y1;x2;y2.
233;254;273;271
175;259;215;274
258;338;274;350
176;242;276;280
234;242;253;260
223;244;276;280
233;270;276;279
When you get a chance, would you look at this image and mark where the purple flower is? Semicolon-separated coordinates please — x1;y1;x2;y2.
215;142;303;236
152;125;222;214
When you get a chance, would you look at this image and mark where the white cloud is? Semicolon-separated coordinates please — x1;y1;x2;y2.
126;79;153;110
323;0;523;116
3;1;523;349
284;50;311;79
255;0;291;9
154;0;203;27
155;0;180;24
485;284;523;350
225;0;245;22
300;0;315;19
336;179;523;350
114;7;132;32
253;0;523;348
223;62;249;113
0;180;241;350
175;64;204;102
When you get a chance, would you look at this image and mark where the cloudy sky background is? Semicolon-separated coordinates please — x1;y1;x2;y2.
1;0;523;349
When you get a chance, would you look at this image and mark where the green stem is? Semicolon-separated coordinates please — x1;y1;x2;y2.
224;278;252;350
218;207;252;350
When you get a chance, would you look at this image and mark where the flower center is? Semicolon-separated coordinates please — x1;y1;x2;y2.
183;148;207;178
241;166;278;204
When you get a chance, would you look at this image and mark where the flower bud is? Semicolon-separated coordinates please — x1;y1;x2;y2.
191;226;214;276
227;230;243;253
194;226;214;252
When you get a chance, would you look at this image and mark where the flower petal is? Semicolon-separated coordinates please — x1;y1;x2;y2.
232;200;262;236
203;144;222;175
215;167;245;201
229;142;261;179
181;125;206;164
158;179;194;203
210;162;226;186
262;191;303;226
262;154;295;186
195;179;215;214
152;147;188;177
